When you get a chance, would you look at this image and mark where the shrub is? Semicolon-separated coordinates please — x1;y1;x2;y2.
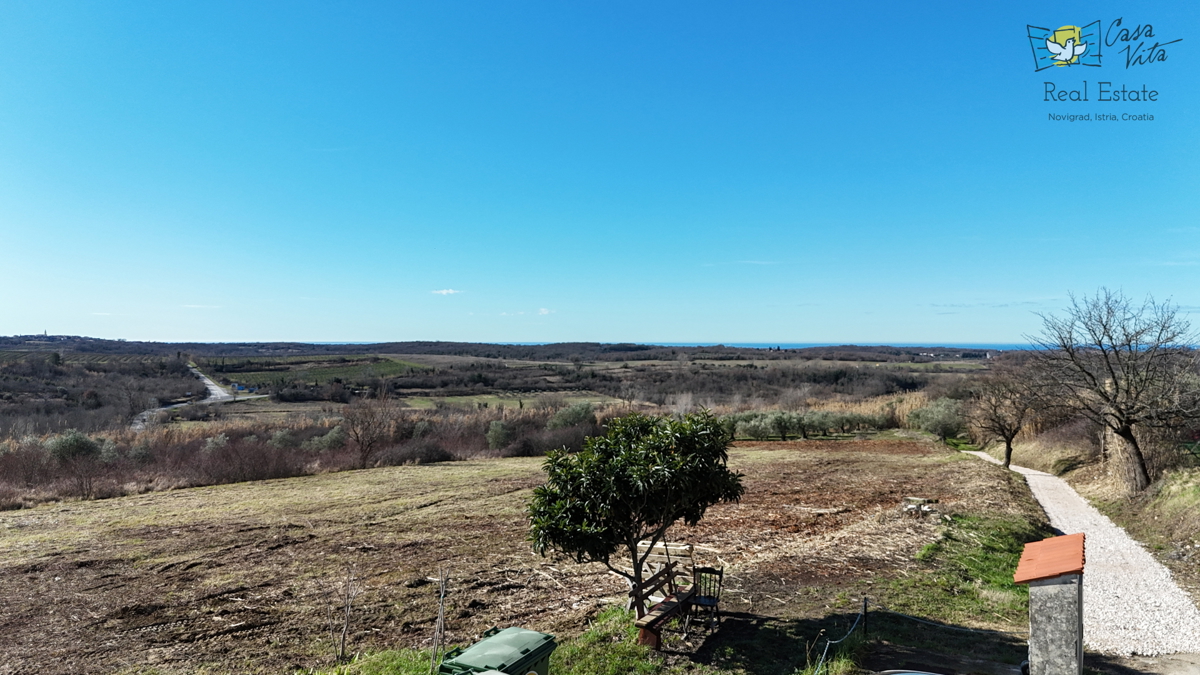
486;421;513;450
302;425;347;452
204;434;229;452
768;411;800;440
736;415;774;440
269;430;299;449
501;425;597;457
379;440;455;465
908;398;966;441
46;430;101;463
547;403;596;430
196;438;305;485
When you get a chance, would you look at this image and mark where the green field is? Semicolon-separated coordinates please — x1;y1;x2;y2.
400;391;622;410
209;355;427;386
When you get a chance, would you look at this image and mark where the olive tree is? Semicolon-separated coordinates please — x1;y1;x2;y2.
1029;289;1200;491
908;397;965;442
528;410;744;590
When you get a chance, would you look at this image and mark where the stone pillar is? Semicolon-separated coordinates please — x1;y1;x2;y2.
1028;573;1083;675
1014;533;1086;675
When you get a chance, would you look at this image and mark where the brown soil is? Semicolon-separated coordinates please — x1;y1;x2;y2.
0;438;1018;674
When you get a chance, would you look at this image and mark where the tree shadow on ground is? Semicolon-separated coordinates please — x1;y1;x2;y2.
658;608;1182;675
660;609;869;675
659;609;1029;675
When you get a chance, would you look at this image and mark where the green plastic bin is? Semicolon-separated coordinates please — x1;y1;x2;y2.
438;627;557;675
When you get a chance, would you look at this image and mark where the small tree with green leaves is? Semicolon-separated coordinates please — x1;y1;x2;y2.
546;402;596;430
736;415;774;440
908;398;965;442
486;421;513;450
528;410;744;591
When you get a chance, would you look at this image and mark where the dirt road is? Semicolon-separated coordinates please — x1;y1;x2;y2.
130;367;247;431
966;451;1200;656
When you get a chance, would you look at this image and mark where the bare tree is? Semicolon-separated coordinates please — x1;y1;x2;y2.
966;365;1039;468
342;397;400;469
1028;289;1200;491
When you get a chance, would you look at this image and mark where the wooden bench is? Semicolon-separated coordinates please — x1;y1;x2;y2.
630;560;695;649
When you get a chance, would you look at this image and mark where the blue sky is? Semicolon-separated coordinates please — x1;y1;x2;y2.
1;1;1197;344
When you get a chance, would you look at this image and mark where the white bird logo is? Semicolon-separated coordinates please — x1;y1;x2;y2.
1046;37;1088;62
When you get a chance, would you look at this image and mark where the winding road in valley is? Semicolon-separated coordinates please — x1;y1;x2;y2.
130;366;246;431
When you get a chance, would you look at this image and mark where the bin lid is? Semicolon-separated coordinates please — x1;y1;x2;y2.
442;627;555;673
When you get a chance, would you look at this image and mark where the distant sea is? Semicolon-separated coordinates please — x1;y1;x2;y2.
649;343;1030;351
310;341;1030;350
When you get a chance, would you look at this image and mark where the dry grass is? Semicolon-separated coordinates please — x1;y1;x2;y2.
809;392;929;423
0;438;1039;674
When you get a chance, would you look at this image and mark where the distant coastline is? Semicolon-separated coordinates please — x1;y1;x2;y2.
308;341;1031;350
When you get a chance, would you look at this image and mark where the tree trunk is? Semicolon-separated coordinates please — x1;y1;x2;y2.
1114;426;1151;492
1003;438;1014;468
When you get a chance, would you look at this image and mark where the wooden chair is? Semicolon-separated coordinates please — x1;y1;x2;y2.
688;566;724;632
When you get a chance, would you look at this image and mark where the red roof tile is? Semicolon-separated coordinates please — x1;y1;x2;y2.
1013;533;1086;584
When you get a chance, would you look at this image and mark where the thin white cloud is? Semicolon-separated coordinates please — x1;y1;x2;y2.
431;289;464;295
91;312;113;316
702;260;782;267
538;308;554;315
181;304;221;309
930;298;1056;309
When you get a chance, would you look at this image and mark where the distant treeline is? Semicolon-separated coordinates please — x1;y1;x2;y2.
2;335;1003;363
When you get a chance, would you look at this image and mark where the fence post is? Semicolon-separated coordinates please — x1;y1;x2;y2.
862;597;868;639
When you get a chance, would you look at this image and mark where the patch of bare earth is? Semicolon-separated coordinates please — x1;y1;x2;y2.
0;439;1024;674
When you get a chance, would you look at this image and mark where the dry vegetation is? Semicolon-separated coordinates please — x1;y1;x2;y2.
0;438;1047;675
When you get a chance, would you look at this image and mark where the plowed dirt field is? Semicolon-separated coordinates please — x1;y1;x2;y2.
0;437;1032;674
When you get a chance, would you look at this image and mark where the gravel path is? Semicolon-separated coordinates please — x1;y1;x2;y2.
966;451;1200;656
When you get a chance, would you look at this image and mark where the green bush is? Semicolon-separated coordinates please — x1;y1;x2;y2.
486;421;513;450
269;430;300;449
204;433;229;452
737;416;774;440
546;402;596;430
908;398;965;441
321;425;347;450
768;411;804;440
45;429;101;463
302;426;348;452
